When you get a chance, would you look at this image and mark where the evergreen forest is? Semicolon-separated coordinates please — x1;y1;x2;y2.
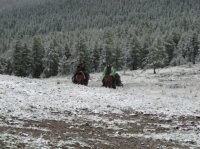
0;0;200;77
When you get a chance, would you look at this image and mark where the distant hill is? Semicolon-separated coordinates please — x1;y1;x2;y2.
0;0;48;11
0;0;200;39
0;0;200;80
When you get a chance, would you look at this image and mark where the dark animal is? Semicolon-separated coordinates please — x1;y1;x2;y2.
72;71;88;86
115;73;123;87
103;74;113;88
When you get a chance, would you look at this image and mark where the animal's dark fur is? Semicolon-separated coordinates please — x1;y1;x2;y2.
103;74;113;88
73;71;88;86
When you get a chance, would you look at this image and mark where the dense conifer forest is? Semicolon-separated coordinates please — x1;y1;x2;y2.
0;0;200;77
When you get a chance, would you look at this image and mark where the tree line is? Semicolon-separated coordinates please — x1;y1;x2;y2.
1;0;200;75
0;30;199;77
1;0;200;53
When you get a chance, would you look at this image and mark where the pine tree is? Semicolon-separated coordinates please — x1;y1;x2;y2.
145;38;168;74
99;31;114;70
75;35;90;71
0;58;7;74
140;37;150;69
187;34;194;63
91;41;101;72
172;31;181;47
43;42;60;78
64;43;71;59
104;32;114;64
58;43;71;75
171;34;187;66
172;33;199;65
5;58;12;75
21;44;32;76
128;35;141;70
58;55;70;75
98;46;106;71
191;32;199;64
0;58;12;75
13;40;23;76
164;34;176;65
113;44;124;70
32;38;45;78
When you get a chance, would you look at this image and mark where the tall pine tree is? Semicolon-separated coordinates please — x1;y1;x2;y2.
127;35;141;70
21;44;32;76
75;34;90;71
145;38;168;74
43;42;60;78
191;32;199;64
113;44;124;70
99;31;114;70
164;34;176;65
58;43;72;75
32;38;45;78
13;40;23;76
91;41;101;72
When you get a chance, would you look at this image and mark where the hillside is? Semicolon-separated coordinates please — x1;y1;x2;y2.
0;64;200;148
0;0;200;79
0;0;200;39
1;0;200;39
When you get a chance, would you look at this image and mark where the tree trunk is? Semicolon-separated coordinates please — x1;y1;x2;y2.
192;59;195;64
153;67;156;74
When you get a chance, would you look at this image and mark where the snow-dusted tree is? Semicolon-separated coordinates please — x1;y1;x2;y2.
0;58;10;74
113;44;124;70
171;34;187;66
0;58;12;75
127;35;141;70
43;42;60;78
104;32;114;64
171;33;198;65
171;31;181;47
58;43;72;75
98;47;106;71
32;38;45;78
197;35;200;62
21;44;32;76
0;60;4;74
13;41;31;77
63;43;71;59
58;56;70;75
99;31;114;70
164;34;176;65
91;41;101;72
145;38;168;74
13;40;23;76
191;32;199;64
5;58;12;75
140;36;151;69
74;34;90;71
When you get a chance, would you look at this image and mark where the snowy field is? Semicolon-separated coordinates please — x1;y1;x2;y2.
0;64;200;148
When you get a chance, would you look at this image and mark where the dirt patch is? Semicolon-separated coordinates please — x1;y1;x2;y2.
1;110;199;148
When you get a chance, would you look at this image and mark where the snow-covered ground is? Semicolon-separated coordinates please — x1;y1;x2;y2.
0;64;200;148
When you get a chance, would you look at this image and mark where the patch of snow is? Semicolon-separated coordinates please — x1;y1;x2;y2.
0;133;49;148
111;131;200;147
1;64;200;147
